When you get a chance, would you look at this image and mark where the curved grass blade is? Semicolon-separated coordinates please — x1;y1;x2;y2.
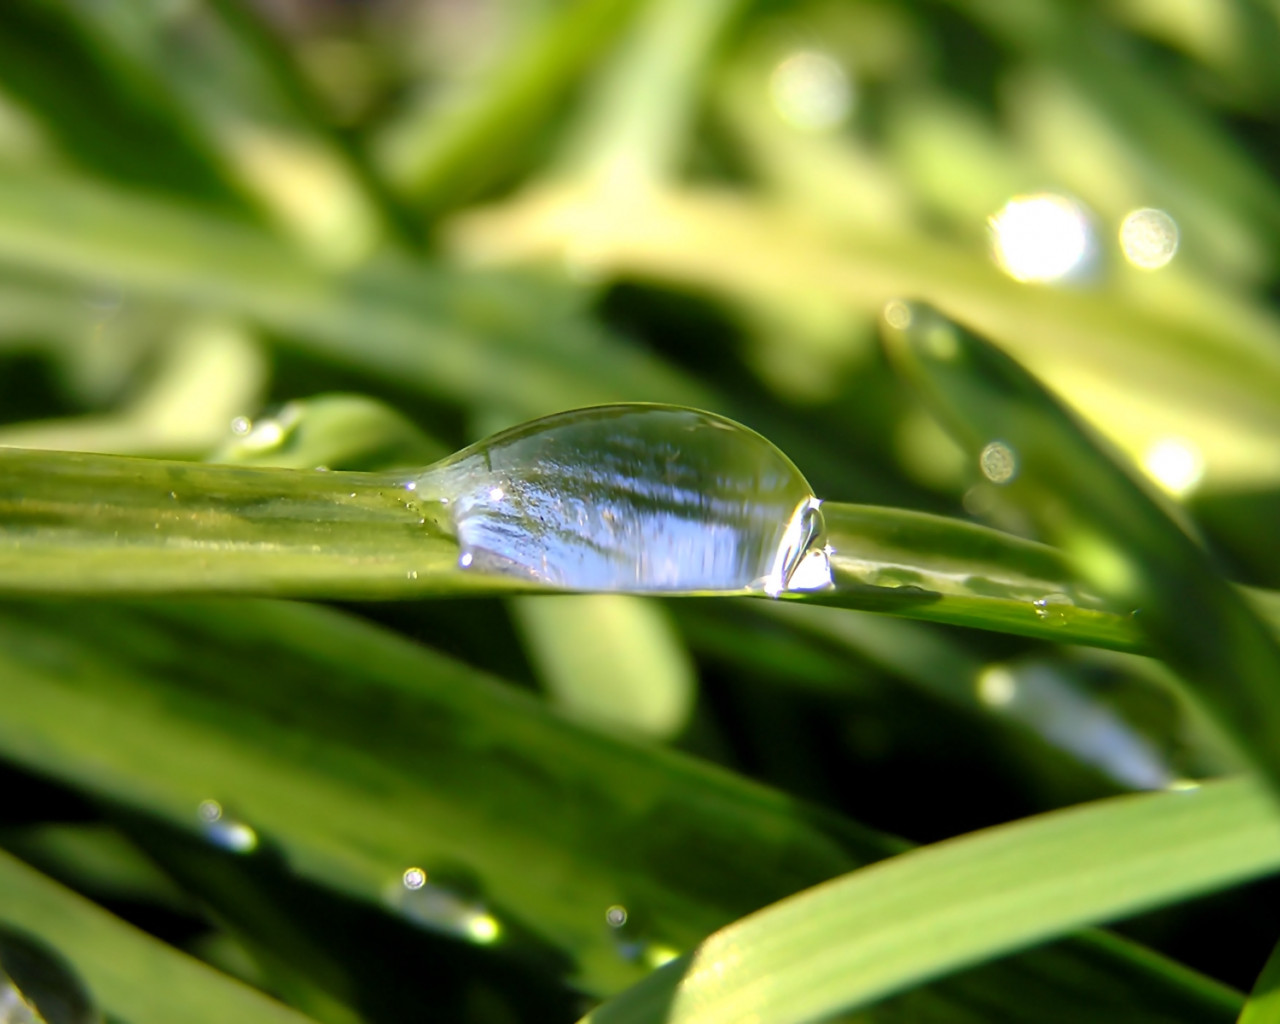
579;777;1280;1024
882;301;1280;797
0;847;320;1024
0;597;1246;1021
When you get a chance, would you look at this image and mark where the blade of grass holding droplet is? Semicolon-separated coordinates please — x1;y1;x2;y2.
0;597;1247;1021
882;302;1280;798
0;447;493;598
581;777;1277;1024
0;847;321;1024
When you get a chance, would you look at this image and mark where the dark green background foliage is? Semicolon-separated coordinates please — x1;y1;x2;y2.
3;1;1280;1022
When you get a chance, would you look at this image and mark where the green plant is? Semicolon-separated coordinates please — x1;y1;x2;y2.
3;2;1280;1023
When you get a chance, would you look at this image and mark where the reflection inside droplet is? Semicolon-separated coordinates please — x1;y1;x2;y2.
409;406;833;597
769;50;854;133
1119;208;1178;270
989;194;1092;283
979;441;1017;484
1142;437;1203;497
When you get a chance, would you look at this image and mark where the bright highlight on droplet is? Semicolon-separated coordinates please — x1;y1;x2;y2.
768;50;854;133
979;441;1017;484
1142;437;1203;497
606;905;629;928
403;867;427;890
1119;208;1179;270
989;193;1092;283
465;913;502;944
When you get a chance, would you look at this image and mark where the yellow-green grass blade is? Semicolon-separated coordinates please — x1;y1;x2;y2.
580;777;1280;1024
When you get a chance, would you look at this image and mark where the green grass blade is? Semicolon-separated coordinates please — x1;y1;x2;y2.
813;501;1143;651
0;447;488;597
883;302;1280;797
0;847;320;1024
580;777;1280;1024
0;597;1242;1020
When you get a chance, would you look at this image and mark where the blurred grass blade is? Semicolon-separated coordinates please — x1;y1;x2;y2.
1239;932;1280;1023
511;594;696;739
0;597;1246;1020
375;0;644;212
580;777;1280;1024
882;301;1280;796
0;168;707;416
0;847;320;1024
557;0;744;189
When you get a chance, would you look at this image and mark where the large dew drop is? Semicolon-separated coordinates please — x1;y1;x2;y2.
407;405;832;596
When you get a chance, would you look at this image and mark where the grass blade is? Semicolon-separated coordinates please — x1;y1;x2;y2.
882;301;1280;797
0;847;320;1024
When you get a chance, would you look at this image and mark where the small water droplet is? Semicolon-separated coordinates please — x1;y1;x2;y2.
388;867;501;944
229;415;252;436
977;666;1017;706
197;800;258;853
769;50;854;133
979;441;1017;484
408;406;833;596
605;905;628;928
1119;208;1178;270
1032;593;1072;624
990;193;1094;283
404;480;417;492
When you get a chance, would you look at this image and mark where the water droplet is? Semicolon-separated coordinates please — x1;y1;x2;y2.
976;666;1017;706
1032;592;1072;624
1119;208;1178;270
196;800;258;853
769;50;854;133
387;868;501;944
1142;437;1203;497
409;406;833;597
404;480;417;492
605;905;628;928
989;193;1093;283
882;300;913;330
979;441;1017;484
0;926;100;1024
229;415;252;437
